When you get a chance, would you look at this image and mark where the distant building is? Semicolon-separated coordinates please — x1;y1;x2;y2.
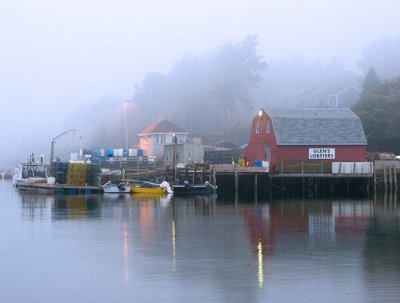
164;143;206;167
279;85;361;108
243;108;367;170
138;119;189;158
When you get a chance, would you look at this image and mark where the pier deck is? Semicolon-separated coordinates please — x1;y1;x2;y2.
209;163;384;198
17;182;103;194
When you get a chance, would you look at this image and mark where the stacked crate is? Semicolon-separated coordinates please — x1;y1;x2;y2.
86;164;100;186
66;163;87;186
53;162;68;184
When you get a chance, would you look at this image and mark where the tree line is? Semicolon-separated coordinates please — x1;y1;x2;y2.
85;36;400;154
352;68;400;154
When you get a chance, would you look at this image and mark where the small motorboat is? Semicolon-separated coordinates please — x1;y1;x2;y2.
130;180;173;195
172;181;217;195
102;181;131;193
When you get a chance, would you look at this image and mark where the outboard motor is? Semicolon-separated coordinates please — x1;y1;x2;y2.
118;182;126;191
160;181;174;194
204;181;217;190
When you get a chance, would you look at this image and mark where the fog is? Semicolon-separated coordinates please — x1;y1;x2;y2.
1;0;400;167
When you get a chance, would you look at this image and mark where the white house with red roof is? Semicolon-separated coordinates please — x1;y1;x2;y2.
138;119;189;158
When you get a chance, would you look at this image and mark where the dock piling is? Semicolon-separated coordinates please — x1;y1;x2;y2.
254;173;258;202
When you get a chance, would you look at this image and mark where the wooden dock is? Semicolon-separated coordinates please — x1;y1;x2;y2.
93;160;399;198
209;161;398;198
17;182;103;194
210;164;268;200
121;160;397;198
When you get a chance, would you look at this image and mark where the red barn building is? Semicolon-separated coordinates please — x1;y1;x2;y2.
243;108;367;170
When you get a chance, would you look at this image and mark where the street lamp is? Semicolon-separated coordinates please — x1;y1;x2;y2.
50;129;76;165
124;100;130;149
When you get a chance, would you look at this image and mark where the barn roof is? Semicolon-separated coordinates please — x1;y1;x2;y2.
266;108;367;145
138;119;187;135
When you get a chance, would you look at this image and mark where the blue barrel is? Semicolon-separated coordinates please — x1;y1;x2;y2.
137;149;143;156
92;149;100;157
254;160;262;167
123;149;129;157
105;149;113;157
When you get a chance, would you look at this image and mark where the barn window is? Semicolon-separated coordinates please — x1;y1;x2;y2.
255;122;259;134
265;120;270;133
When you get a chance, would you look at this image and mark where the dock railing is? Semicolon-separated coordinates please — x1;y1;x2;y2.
278;160;332;174
276;160;375;175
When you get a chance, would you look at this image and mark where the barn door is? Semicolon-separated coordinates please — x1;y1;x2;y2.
265;147;271;162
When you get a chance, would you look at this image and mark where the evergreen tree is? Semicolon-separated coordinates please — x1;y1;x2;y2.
210;35;267;133
132;35;267;135
352;77;400;154
361;68;380;97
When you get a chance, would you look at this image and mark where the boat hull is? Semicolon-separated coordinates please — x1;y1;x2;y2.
102;181;131;193
172;184;216;195
131;187;166;195
103;187;131;193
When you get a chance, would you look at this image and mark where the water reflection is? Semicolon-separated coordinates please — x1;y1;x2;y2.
172;219;177;271
257;239;264;288
19;192;53;221
123;222;129;282
363;193;400;302
5;183;400;302
53;194;102;220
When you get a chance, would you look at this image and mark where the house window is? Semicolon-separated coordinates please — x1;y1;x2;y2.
265;120;270;133
155;134;166;144
167;134;173;144
255;122;259;134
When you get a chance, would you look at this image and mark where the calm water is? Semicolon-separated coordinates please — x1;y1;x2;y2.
1;180;399;303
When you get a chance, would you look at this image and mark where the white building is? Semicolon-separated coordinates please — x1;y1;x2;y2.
163;142;206;167
138;119;189;158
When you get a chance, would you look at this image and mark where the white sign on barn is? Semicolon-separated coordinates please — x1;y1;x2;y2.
309;148;335;160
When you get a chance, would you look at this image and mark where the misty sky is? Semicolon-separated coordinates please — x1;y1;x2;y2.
1;0;400;167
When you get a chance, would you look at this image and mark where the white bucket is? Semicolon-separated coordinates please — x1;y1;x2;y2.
340;162;354;174
332;162;340;174
361;162;372;174
261;161;269;172
354;162;363;174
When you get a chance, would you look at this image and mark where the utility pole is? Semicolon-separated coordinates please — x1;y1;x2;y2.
173;133;177;181
124;100;130;149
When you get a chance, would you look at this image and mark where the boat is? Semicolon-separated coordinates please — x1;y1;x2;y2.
102;181;131;193
130;180;173;195
13;157;103;194
13;161;49;187
1;169;12;180
172;181;217;195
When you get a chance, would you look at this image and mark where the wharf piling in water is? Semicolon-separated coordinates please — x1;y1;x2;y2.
376;161;398;192
210;160;398;199
210;164;268;200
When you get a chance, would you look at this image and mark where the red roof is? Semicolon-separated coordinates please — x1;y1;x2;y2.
138;119;187;135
